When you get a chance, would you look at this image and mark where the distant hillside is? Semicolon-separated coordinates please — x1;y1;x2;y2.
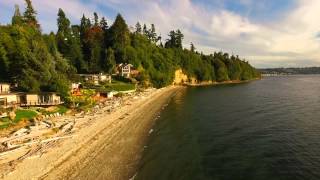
259;67;320;75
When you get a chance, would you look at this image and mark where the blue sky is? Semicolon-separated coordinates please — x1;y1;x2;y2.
1;0;320;68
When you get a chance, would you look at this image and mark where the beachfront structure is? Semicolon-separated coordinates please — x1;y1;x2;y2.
1;93;64;108
19;93;63;106
117;63;134;78
79;73;112;85
0;83;63;108
0;83;10;94
0;93;19;109
0;83;17;108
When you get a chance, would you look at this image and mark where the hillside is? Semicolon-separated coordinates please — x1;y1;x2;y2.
0;0;260;99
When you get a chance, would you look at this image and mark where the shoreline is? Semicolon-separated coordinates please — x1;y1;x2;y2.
184;78;260;87
1;86;182;180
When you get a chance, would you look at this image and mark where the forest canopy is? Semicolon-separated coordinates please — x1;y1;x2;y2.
0;0;260;98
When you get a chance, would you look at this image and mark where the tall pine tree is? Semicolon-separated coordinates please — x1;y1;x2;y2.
12;5;23;25
23;0;39;28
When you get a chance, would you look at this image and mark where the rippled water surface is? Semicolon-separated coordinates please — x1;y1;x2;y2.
136;76;320;180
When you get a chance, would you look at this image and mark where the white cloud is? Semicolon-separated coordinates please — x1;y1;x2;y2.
210;11;259;37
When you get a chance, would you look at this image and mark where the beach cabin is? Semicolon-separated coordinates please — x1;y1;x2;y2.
19;93;63;106
0;83;10;94
0;83;18;108
0;94;19;108
0;83;63;107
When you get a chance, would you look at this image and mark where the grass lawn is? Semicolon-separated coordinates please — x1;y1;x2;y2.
56;105;68;114
0;109;37;129
14;109;38;123
103;80;136;92
39;105;69;115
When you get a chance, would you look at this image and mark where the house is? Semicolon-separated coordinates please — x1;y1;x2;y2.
79;74;99;85
79;73;112;85
117;63;134;78
98;73;112;83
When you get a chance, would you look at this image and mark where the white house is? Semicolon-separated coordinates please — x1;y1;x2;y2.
117;63;133;78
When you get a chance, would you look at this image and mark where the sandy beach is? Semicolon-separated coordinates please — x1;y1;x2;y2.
0;86;182;180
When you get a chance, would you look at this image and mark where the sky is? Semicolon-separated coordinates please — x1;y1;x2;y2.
1;0;320;68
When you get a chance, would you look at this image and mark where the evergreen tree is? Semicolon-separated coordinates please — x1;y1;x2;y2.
100;17;108;31
143;24;148;36
149;24;158;43
175;30;184;49
23;0;38;28
190;42;195;52
94;12;99;26
43;32;58;54
57;9;71;34
165;31;176;48
0;44;9;81
108;14;130;63
214;58;229;82
12;5;23;25
56;9;86;73
108;14;130;47
135;22;142;34
56;9;71;56
80;14;92;68
103;48;116;74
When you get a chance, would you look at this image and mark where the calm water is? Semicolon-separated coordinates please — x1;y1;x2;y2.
136;76;320;180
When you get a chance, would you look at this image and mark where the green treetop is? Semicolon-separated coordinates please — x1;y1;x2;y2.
57;8;71;35
100;17;108;31
135;22;142;34
23;0;39;28
190;42;195;52
94;12;99;26
108;14;130;48
12;5;23;25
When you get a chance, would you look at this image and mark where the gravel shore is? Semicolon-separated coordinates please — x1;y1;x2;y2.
2;86;181;180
